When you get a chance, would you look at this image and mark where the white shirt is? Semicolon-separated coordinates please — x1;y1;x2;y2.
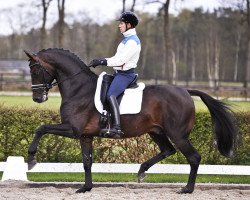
106;28;141;71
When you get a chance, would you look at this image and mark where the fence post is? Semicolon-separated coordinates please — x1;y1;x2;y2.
1;156;28;181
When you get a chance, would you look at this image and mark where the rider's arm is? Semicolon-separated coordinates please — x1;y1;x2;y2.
106;40;139;67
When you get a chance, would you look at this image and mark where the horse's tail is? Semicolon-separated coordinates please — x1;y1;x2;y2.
188;89;238;157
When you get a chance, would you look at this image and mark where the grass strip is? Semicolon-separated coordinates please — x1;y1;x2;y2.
26;172;250;184
0;172;249;184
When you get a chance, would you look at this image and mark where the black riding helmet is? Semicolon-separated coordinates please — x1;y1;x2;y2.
117;11;139;28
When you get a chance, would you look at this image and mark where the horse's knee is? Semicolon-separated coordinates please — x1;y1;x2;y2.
83;154;92;171
84;165;92;172
83;161;92;171
35;125;46;135
71;126;83;139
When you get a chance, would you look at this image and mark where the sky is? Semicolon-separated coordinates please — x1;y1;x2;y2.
0;0;222;35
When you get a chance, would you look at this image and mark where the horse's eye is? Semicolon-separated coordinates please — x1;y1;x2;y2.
30;66;41;76
35;70;41;75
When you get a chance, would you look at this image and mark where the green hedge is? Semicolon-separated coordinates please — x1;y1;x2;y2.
0;105;249;165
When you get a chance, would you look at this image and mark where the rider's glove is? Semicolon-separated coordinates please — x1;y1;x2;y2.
88;58;107;68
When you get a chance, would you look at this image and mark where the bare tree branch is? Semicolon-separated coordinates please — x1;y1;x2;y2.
122;0;126;12
145;0;164;5
40;0;54;49
130;0;137;11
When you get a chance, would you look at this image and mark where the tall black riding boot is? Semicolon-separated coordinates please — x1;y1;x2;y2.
101;95;124;138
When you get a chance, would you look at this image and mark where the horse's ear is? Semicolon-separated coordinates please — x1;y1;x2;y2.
24;50;35;60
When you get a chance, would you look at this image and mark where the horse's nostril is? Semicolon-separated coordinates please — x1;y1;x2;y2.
33;97;43;103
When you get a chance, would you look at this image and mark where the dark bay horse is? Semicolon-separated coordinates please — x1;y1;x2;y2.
24;48;238;194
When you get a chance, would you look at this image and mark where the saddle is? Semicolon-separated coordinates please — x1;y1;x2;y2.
100;73;138;110
99;73;138;128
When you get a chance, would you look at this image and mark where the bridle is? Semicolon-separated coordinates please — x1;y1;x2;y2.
29;60;84;92
29;61;57;91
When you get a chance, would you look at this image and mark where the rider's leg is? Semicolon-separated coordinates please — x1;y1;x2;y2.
101;72;135;138
101;95;123;138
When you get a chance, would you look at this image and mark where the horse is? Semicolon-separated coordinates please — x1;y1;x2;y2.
24;48;238;194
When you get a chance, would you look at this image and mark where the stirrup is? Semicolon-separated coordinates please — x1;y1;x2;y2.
101;128;124;139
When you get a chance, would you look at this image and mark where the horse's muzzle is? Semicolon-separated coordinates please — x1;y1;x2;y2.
33;94;48;103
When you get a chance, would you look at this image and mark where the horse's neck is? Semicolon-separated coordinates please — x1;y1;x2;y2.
49;56;97;104
57;71;97;102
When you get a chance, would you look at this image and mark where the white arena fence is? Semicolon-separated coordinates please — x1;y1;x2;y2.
0;156;249;181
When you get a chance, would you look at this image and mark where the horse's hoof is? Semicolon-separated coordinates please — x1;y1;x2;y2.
138;172;146;183
177;186;193;194
28;160;37;170
76;186;92;193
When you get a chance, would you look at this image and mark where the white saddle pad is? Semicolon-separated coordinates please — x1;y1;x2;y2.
94;72;145;115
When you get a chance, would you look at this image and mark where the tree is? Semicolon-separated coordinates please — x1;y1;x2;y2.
204;11;220;88
40;0;53;49
145;0;172;83
0;3;39;58
122;0;137;12
225;0;250;94
245;0;250;95
1;0;250;88
57;0;66;47
174;9;192;84
216;8;243;82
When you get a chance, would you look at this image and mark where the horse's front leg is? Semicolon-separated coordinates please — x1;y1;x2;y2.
28;123;77;170
76;136;93;193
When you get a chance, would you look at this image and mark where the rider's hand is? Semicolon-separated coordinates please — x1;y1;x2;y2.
88;58;107;68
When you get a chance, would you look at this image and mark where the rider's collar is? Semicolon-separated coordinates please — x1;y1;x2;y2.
123;28;136;38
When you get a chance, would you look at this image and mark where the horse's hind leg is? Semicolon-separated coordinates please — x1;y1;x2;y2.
138;133;176;182
173;138;201;194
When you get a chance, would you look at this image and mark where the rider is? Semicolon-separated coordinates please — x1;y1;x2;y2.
88;11;141;138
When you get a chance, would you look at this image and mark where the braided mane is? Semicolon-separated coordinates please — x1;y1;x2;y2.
37;48;97;79
38;48;86;65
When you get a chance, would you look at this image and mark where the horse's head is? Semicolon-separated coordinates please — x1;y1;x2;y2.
24;50;56;103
